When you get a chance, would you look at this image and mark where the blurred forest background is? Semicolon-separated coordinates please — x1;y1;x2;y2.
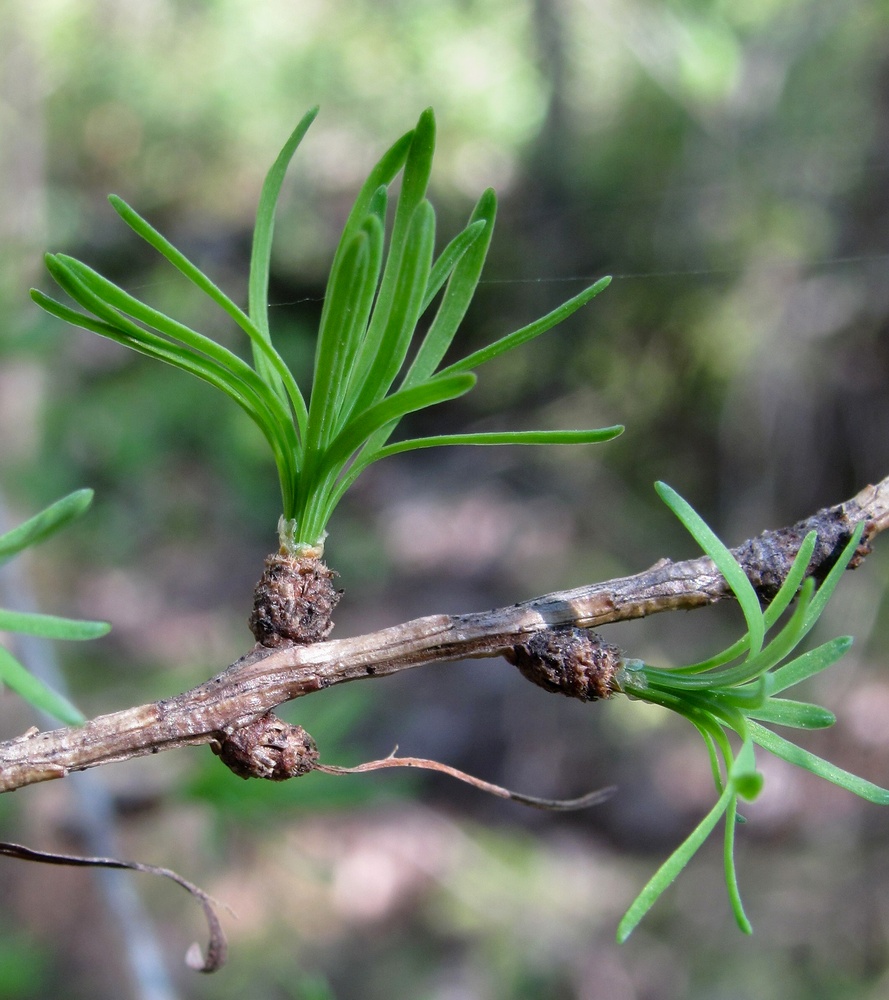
3;1;889;998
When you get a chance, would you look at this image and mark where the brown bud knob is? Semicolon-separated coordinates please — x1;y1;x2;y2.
214;714;319;780
506;627;621;702
249;554;340;647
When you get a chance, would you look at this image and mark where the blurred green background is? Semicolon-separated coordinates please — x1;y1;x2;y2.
3;0;889;997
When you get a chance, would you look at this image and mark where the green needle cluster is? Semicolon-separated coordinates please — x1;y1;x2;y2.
614;483;888;941
33;108;621;554
0;490;109;725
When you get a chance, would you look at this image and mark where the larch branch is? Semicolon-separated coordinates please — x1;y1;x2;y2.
2;476;888;795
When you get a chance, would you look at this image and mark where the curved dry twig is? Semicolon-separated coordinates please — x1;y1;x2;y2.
0;840;228;972
315;752;616;811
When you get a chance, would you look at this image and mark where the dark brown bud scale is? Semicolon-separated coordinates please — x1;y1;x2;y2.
214;713;319;780
249;553;341;647
506;627;621;701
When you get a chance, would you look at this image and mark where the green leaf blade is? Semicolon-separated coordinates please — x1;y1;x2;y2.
326;131;413;260
420;217;488;319
344;199;437;419
322;373;476;480
617;782;735;943
0;490;93;565
749;721;889;804
747;698;836;729
723;795;753;934
108;194;308;431
49;254;274;398
762;531;818;630
0;610;110;641
248;107;319;344
39;254;301;514
307;226;374;451
672;532;820;677
656;482;765;658
0;647;86;726
663;578;817;693
369;425;625;460
338;110;435;409
442;276;611;375
411;188;498;380
769;636;853;695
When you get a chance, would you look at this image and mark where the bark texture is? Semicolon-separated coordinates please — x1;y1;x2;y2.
1;477;887;794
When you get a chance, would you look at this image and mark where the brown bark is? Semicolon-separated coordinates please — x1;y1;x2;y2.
2;476;887;795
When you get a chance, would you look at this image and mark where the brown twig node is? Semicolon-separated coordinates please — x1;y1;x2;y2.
249;553;340;647
213;713;319;780
505;627;622;701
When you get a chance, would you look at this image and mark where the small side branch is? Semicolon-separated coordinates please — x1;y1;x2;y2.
1;476;887;794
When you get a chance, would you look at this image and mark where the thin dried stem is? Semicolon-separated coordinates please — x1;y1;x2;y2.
315;753;615;811
0;841;228;972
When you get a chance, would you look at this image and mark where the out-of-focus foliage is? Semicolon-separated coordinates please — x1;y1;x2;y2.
2;0;889;998
0;488;110;724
